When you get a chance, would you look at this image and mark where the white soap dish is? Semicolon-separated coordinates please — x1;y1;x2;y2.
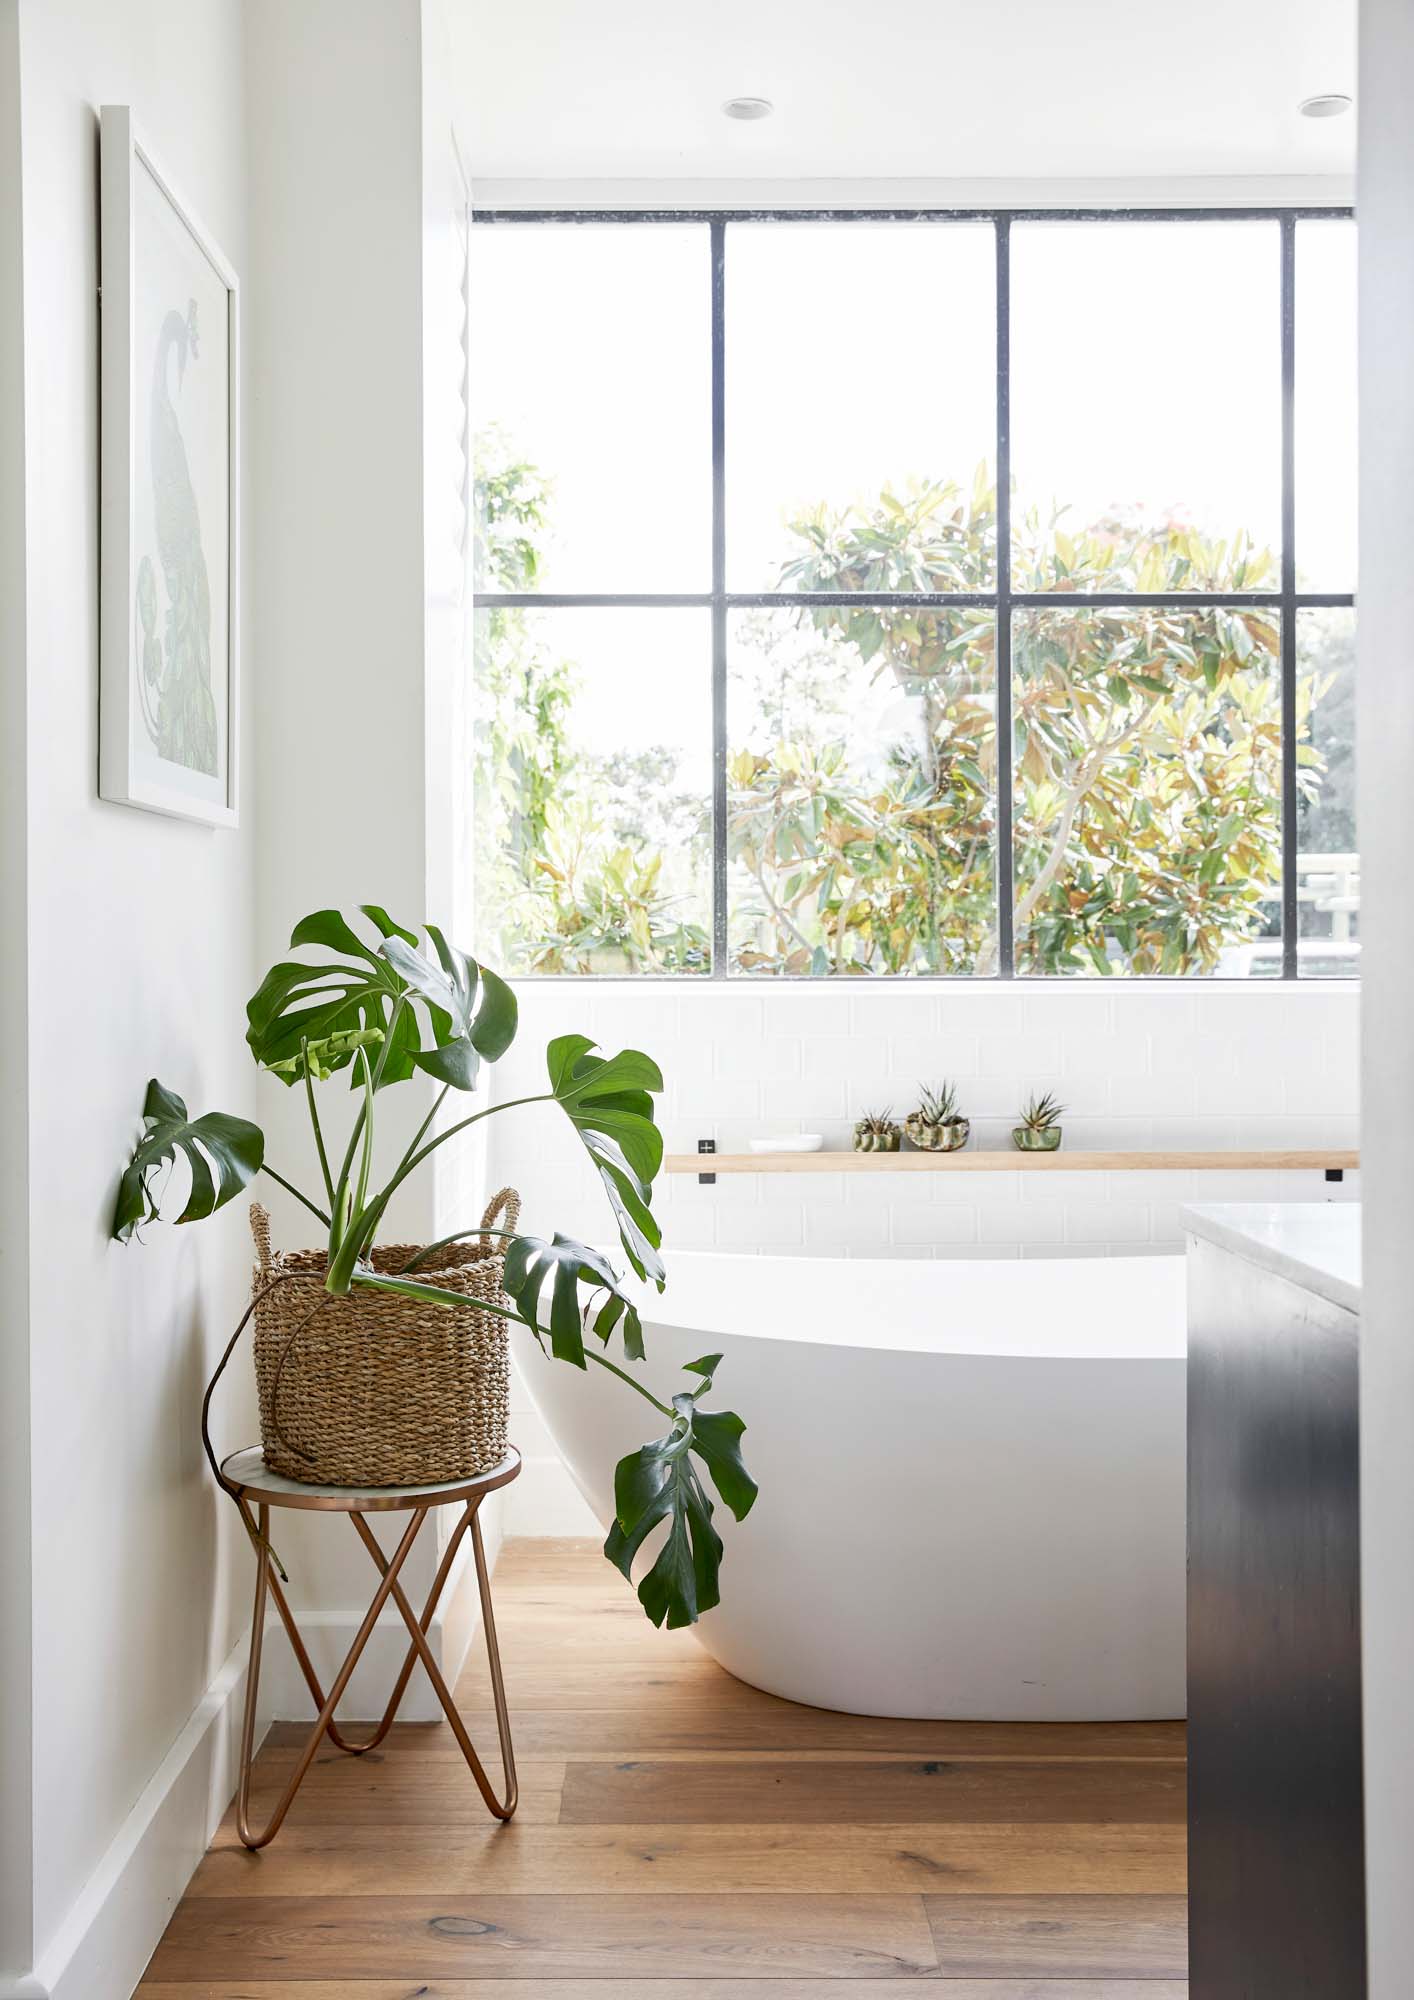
749;1134;825;1154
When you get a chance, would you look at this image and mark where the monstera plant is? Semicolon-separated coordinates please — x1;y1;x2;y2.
111;905;756;1628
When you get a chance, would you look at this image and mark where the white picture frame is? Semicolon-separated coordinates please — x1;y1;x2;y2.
99;104;239;827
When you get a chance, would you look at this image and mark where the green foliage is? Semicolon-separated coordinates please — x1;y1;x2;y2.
1019;1091;1064;1132
605;1353;759;1630
474;436;1335;980
111;1080;264;1242
113;905;753;1628
474;433;710;975
914;1081;962;1127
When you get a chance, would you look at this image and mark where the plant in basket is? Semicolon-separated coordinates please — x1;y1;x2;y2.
110;905;757;1629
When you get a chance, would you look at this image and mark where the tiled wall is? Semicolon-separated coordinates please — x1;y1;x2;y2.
482;978;1360;1531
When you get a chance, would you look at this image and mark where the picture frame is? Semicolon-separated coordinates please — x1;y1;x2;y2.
99;104;239;827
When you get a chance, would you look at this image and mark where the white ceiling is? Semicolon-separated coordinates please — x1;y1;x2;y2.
448;0;1355;185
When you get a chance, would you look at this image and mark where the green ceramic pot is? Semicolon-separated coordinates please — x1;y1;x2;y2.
1012;1125;1062;1152
906;1118;970;1152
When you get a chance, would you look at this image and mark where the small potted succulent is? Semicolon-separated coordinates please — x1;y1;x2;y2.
1013;1091;1065;1152
905;1081;970;1153
853;1109;902;1153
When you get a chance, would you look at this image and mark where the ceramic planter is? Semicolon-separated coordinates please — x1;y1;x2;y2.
1013;1125;1063;1152
853;1129;901;1153
906;1118;971;1152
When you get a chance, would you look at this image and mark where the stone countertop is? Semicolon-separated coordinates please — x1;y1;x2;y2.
1179;1201;1361;1316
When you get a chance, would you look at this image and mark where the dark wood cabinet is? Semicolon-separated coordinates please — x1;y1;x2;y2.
1186;1228;1365;1999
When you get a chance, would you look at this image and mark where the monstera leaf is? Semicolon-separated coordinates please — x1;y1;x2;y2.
546;1036;665;1285
502;1232;646;1366
247;908;516;1093
111;1080;264;1242
604;1355;758;1630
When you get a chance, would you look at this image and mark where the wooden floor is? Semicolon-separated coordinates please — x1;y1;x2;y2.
139;1537;1188;1996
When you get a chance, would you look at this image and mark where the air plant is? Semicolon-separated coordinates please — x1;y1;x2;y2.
1014;1091;1065;1152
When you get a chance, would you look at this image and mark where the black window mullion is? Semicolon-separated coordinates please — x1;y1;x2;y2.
711;219;728;979
1280;215;1299;979
995;217;1015;977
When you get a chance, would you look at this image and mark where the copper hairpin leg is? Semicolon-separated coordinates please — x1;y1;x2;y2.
233;1495;518;1849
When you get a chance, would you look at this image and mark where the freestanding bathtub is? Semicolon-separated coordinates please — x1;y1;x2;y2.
517;1248;1187;1721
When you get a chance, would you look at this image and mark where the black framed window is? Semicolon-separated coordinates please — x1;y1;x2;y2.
470;208;1357;980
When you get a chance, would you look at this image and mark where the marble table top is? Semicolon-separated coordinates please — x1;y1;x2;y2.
1179;1202;1361;1316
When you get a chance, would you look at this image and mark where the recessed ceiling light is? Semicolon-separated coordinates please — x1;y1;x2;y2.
1299;93;1353;119
722;96;773;122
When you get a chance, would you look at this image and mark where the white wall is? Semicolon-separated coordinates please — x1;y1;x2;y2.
6;0;256;1992
1358;1;1414;1990
484;976;1360;1529
0;1;34;1984
243;0;498;1684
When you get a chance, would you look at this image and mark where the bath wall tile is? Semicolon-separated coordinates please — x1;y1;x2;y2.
1109;989;1198;1036
939;991;1024;1037
889;1203;978;1246
1063;1031;1149;1078
888;1036;974;1081
936;1240;1021;1260
1066;1201;1151;1245
1106;1169;1199;1203
758;991;853;1036
979;1202;1066;1245
1021;1241;1108;1260
715;1035;802;1081
714;1201;804;1249
1282;1067;1360;1115
660;1202;718;1249
1149;1032;1238;1079
1017;1169;1101;1201
672;1078;762;1121
849;991;941;1038
804;1202;889;1249
1022;987;1114;1038
756;1078;849;1123
932;1167;1019;1204
979;1032;1061;1076
800;1036;860;1079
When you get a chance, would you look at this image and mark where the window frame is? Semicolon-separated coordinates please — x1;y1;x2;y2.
470;205;1357;981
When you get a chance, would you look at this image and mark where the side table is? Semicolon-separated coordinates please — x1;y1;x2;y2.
221;1444;522;1849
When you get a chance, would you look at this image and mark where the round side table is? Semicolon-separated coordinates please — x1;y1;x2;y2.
221;1444;522;1850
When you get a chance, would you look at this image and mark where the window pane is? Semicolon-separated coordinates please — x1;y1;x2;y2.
727;606;997;975
727;224;996;592
1297;608;1359;976
473;607;712;974
1012;222;1281;590
1296;221;1357;592
471;226;709;591
1013;607;1282;975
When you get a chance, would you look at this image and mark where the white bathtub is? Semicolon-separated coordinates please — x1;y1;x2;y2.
518;1248;1187;1721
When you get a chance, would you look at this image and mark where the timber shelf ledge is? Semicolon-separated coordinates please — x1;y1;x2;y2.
665;1148;1360;1175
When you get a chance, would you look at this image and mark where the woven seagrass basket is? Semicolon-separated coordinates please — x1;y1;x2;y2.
249;1188;518;1487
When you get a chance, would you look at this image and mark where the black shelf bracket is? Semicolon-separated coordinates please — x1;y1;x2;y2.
698;1138;717;1186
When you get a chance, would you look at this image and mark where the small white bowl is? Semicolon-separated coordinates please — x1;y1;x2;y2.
749;1134;825;1154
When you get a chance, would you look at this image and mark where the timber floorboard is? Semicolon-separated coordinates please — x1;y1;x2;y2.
139;1536;1188;1993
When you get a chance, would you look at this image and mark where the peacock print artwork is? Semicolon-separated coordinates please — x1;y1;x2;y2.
100;107;237;824
134;297;219;776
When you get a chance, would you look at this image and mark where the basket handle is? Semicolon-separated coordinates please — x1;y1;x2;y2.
250;1201;273;1274
479;1185;521;1252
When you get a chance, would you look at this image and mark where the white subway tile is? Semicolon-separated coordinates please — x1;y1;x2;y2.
979;1203;1067;1245
849;992;941;1037
672;1079;762;1121
890;1203;979;1245
804;1202;891;1250
940;992;1025;1037
1066;1201;1151;1245
979;1033;1061;1076
751;1079;849;1123
715;1037;802;1081
713;1201;804;1249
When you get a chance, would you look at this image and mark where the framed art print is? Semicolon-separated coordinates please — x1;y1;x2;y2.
100;105;239;825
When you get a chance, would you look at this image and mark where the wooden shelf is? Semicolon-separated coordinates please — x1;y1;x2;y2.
666;1149;1359;1175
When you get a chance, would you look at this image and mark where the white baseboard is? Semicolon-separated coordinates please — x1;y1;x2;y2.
15;1631;257;2000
